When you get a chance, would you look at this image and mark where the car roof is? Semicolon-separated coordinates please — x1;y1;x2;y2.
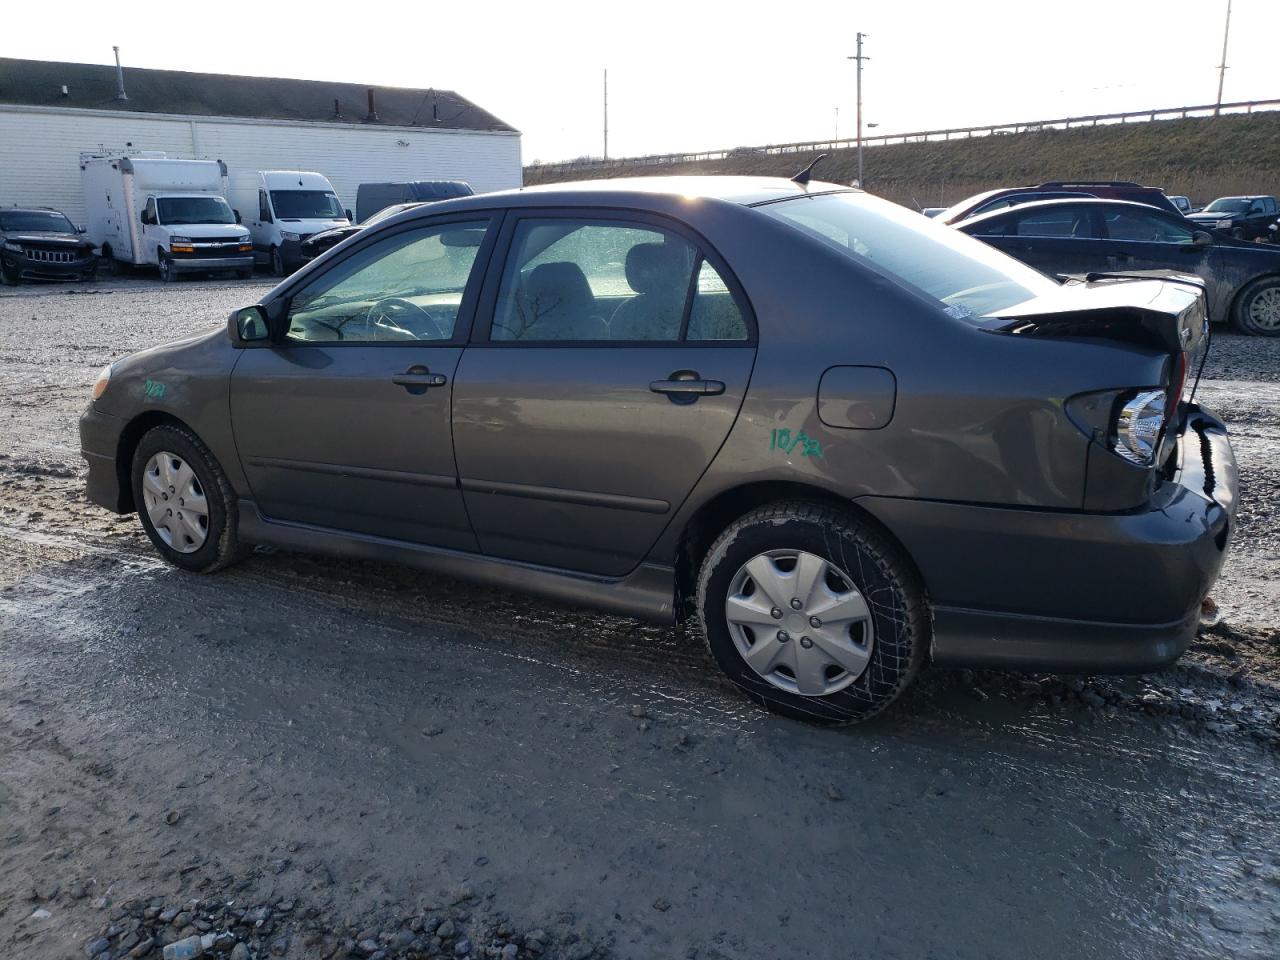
427;176;856;212
956;196;1181;228
2;206;65;214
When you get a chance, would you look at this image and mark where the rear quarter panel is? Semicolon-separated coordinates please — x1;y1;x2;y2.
647;204;1168;564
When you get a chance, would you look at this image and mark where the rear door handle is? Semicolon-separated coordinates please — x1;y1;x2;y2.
392;365;448;393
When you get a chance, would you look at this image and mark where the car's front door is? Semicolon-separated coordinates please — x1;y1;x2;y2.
452;212;757;576
229;216;496;549
1092;206;1224;315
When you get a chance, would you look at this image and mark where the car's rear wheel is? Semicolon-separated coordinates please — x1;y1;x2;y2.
696;501;929;724
131;424;244;573
1232;276;1280;336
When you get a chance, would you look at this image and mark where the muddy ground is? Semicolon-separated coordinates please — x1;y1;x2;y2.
1;276;1278;960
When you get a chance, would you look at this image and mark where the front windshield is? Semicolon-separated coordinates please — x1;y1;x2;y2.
157;197;235;225
0;210;76;233
1204;198;1251;214
271;190;345;220
758;191;1057;320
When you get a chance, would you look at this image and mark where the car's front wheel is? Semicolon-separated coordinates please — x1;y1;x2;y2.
270;246;286;277
1232;276;1280;336
131;423;245;573
0;257;18;286
158;254;176;283
696;502;929;724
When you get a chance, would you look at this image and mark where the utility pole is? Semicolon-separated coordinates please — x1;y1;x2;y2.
834;106;839;141
848;33;869;186
603;69;609;160
1215;0;1232;115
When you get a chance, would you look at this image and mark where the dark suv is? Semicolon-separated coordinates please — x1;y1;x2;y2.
1187;196;1279;241
0;207;97;284
940;181;1182;224
80;177;1236;724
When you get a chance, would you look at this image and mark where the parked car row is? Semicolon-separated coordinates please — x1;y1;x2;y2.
1;153;473;285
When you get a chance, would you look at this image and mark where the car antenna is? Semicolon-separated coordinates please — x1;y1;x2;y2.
791;153;828;186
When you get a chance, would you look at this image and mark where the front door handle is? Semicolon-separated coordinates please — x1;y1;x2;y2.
392;365;448;394
650;370;726;404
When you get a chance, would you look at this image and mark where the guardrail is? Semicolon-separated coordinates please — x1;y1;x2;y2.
529;98;1280;175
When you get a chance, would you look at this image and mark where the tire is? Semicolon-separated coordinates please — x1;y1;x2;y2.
1231;276;1280;336
237;269;253;280
1232;227;1246;241
270;246;286;277
0;257;16;286
130;423;245;573
158;254;176;283
696;501;929;725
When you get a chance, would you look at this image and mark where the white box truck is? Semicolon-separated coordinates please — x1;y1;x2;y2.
229;170;351;276
80;154;254;281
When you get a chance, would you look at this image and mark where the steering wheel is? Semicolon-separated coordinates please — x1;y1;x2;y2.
365;297;447;340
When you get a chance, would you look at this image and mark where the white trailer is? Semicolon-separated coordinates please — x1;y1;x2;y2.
80;154;254;280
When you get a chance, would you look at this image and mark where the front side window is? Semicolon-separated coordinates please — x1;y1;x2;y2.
156;196;235;225
1101;209;1194;244
258;190;272;221
143;198;158;223
271;190;345;220
286;220;490;343
759;191;1057;320
491;219;748;342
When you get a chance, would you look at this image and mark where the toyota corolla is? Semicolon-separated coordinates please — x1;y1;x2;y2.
80;176;1238;723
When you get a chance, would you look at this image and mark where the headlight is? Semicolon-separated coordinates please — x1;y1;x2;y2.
91;364;112;401
1216;219;1233;230
2;240;22;252
1112;390;1167;465
169;236;191;244
281;231;300;242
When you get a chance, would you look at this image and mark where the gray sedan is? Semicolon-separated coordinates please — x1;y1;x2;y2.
80;177;1238;723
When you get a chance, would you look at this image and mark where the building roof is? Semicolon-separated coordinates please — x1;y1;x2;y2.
0;57;517;134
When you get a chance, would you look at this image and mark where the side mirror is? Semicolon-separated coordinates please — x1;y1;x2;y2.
1192;230;1214;247
345;209;354;222
234;209;242;224
77;225;87;234
229;305;271;347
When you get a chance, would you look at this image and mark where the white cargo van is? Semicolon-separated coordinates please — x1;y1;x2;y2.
229;171;351;276
80;154;254;281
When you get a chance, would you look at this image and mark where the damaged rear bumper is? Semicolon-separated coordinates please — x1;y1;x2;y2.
860;405;1237;674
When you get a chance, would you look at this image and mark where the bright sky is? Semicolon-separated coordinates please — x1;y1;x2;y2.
4;0;1277;163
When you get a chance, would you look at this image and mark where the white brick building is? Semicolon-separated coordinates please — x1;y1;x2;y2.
0;57;523;224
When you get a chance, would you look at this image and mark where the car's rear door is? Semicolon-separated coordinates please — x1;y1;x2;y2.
451;211;756;576
229;215;497;549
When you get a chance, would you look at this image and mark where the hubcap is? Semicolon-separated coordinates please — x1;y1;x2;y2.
724;549;875;697
141;451;209;553
1248;286;1280;331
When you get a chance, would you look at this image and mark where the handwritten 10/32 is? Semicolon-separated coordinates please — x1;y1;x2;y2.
769;428;823;459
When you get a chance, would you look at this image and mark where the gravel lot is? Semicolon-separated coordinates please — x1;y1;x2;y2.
1;275;1278;960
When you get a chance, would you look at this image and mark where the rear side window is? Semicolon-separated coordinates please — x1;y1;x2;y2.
1013;207;1092;238
759;191;1056;320
490;219;748;342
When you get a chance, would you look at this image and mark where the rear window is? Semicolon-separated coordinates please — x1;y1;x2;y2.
757;191;1056;320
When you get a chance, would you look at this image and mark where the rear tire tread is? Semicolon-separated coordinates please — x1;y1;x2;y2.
695;500;930;725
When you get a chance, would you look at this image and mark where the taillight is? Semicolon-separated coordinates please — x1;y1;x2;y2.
1112;390;1167;465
